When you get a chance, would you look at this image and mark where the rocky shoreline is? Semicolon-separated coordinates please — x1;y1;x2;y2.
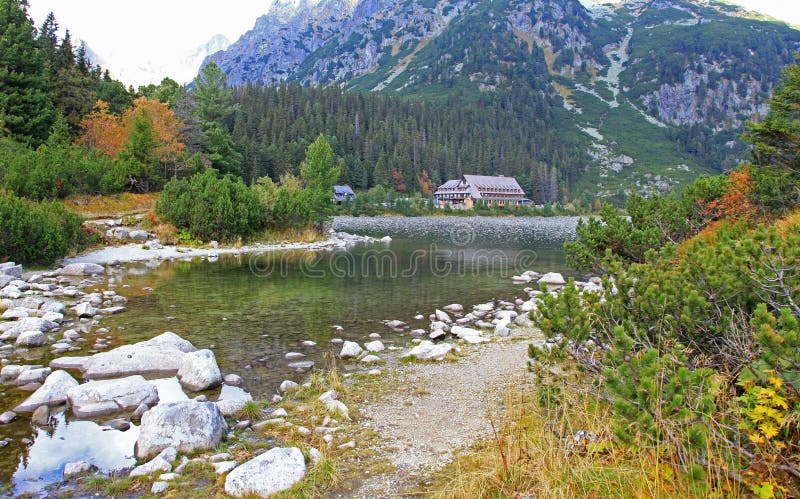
66;222;391;266
0;231;595;496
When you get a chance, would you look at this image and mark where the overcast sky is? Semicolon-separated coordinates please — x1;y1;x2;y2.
25;0;800;86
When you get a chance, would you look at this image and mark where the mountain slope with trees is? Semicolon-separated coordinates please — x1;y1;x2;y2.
207;0;800;200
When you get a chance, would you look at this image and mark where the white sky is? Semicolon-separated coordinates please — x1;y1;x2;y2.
25;0;800;87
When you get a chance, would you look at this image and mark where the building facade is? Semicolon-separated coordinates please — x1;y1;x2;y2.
433;175;529;208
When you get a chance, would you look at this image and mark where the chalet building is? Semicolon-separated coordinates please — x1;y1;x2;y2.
333;185;356;204
433;175;530;209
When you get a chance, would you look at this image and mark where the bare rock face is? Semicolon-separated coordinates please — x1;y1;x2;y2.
224;447;306;498
135;401;226;459
67;375;159;418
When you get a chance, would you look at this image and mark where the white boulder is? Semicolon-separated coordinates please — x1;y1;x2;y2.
60;263;105;276
136;401;226;459
15;370;79;412
224;447;306;498
177;349;222;392
364;340;385;352
16;330;45;347
402;341;453;361
82;332;196;379
339;341;363;359
67;375;159;418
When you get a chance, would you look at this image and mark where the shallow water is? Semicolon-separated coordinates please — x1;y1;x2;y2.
0;215;579;493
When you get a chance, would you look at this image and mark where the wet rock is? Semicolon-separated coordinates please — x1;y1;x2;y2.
83;332;196;379
385;320;406;329
410;329;426;336
0;411;17;424
285;352;305;360
15;367;51;385
31;405;51;426
287;361;314;369
177;349;222;392
129;447;177;477
14;370;79;412
538;272;566;287
223;373;243;387
63;460;96;479
136;401;226;459
434;309;452;323
224;447;306;498
73;302;97;318
132;403;149;421
60;263;105;276
16;330;45;347
339;341;362;359
429;329;447;341
402;341;453;361
98;306;126;315
443;303;464;312
103;418;131;431
50;356;90;371
67;375;159;418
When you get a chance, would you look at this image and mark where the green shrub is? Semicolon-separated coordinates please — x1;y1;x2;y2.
565;175;726;272
533;220;800;486
156;169;264;242
0;191;86;265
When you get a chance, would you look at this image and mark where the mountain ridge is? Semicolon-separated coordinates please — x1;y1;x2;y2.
207;0;800;199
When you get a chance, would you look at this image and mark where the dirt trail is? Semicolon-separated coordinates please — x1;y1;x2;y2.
347;333;537;498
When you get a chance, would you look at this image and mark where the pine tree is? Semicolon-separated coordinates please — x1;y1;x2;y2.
0;0;55;145
301;134;341;223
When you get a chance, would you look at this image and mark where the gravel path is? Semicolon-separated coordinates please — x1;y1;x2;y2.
347;332;537;498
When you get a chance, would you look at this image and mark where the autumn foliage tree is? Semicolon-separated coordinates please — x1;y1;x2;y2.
79;97;186;191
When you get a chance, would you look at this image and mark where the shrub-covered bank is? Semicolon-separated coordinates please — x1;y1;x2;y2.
0;191;89;265
428;58;800;498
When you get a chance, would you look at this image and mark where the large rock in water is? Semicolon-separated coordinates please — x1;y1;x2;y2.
224;447;306;498
60;263;105;276
15;370;79;413
136;401;226;459
67;375;159;418
82;332;196;379
339;341;362;359
177;349;222;392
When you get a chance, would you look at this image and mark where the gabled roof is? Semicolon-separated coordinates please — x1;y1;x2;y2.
462;175;524;193
437;180;461;190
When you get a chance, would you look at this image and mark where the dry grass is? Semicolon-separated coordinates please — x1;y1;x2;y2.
424;382;744;499
264;226;328;244
63;192;158;218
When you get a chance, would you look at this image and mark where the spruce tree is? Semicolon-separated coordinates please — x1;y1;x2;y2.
0;0;54;145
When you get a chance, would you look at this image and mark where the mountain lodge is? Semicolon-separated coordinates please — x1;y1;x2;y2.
433;175;530;209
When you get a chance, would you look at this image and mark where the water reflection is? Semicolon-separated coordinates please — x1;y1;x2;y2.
13;411;139;495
